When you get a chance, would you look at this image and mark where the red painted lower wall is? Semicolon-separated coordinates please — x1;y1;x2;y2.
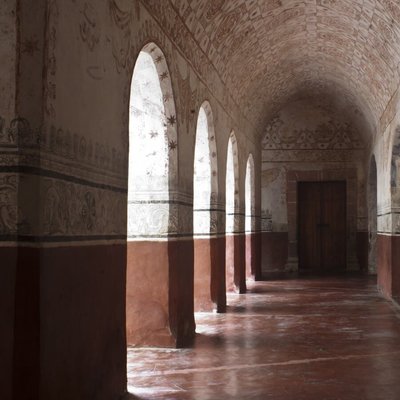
391;235;400;304
226;234;246;294
127;239;196;348
0;247;17;400
168;238;196;347
261;232;288;272
13;247;40;400
246;233;262;281
194;238;215;312
245;234;253;279
377;234;393;300
127;240;173;346
10;239;197;399
235;234;246;293
210;236;226;313
254;232;262;281
11;244;127;400
226;235;235;292
194;237;226;312
40;244;127;400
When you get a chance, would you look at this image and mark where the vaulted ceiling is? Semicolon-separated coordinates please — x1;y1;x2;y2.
170;0;400;139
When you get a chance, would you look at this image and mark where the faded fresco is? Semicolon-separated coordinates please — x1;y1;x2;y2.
0;0;260;242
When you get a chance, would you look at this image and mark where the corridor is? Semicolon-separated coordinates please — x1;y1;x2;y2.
127;275;400;400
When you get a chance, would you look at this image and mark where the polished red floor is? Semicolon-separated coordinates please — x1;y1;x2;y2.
126;274;400;399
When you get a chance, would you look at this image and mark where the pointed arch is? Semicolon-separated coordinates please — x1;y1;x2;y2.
193;101;219;311
245;153;256;279
226;131;240;293
226;132;239;234
128;42;177;238
193;101;218;236
245;154;255;233
126;43;178;347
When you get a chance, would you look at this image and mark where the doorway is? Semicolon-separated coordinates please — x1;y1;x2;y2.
298;181;347;271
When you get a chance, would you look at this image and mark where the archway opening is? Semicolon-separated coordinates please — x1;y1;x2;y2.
225;132;239;293
368;155;377;274
126;43;177;348
193;103;218;312
245;154;255;280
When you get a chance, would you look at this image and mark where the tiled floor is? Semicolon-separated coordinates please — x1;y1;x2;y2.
126;274;400;399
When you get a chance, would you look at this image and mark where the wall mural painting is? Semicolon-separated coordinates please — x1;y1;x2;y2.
0;175;18;235
0;116;126;180
261;209;272;232
79;2;100;52
44;0;58;119
43;178;125;236
0;117;36;146
263;116;364;151
109;0;134;74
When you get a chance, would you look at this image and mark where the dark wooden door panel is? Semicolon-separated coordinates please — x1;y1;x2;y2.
298;182;321;269
321;181;346;270
298;181;346;271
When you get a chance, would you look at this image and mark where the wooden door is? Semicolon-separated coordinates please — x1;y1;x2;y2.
298;182;321;270
298;181;346;271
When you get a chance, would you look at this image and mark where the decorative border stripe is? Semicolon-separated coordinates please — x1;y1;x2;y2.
0;165;127;193
193;208;225;212
0;234;127;243
129;199;192;206
128;233;194;239
378;211;400;217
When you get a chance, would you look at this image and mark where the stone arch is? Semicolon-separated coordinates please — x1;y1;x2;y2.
226;131;242;293
193;101;218;236
193;101;219;311
245;153;255;233
126;42;178;347
128;42;177;237
245;153;256;279
226;131;239;234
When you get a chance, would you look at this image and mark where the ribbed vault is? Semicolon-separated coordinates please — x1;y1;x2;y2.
171;0;400;140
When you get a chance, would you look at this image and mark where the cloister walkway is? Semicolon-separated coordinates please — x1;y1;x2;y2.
127;274;400;400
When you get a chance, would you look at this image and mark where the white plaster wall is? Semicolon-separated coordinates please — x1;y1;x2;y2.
38;0;261;239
